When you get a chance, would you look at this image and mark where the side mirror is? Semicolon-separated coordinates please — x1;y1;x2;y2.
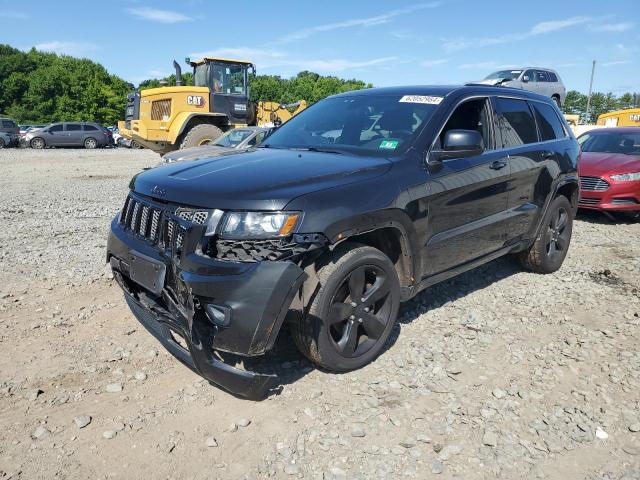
522;75;529;83
428;129;484;165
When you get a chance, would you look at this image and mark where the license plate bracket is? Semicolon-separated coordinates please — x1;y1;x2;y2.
129;251;166;296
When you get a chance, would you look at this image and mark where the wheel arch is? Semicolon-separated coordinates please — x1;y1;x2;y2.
169;112;228;143
321;210;420;295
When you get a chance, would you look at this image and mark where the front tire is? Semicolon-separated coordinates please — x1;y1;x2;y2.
519;195;573;273
30;137;45;149
179;123;223;149
291;244;400;372
84;137;97;149
0;138;5;148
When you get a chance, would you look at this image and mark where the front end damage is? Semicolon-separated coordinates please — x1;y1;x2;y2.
107;192;327;399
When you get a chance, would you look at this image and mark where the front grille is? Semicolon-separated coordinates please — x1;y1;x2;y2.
579;197;600;205
151;99;172;121
120;195;162;244
580;176;609;191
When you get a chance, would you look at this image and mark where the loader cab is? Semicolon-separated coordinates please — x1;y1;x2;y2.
189;57;255;126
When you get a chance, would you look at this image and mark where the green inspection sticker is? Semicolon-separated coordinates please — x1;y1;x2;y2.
379;139;399;150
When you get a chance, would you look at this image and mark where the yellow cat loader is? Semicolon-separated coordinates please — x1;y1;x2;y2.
118;57;306;154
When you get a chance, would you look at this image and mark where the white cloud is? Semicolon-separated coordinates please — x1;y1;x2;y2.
458;62;501;70
0;11;28;19
602;60;632;67
421;58;449;67
275;2;441;44
33;41;99;56
126;7;192;24
443;15;591;52
190;47;394;74
529;16;590;35
590;22;634;33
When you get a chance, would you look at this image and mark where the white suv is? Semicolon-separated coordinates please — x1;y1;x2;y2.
478;68;566;107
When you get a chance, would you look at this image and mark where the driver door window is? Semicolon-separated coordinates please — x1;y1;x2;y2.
436;97;494;151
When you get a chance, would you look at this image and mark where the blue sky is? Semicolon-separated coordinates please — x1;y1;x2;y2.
1;0;638;93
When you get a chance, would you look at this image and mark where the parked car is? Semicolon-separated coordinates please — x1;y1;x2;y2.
577;127;640;220
107;85;579;399
24;122;113;149
163;126;273;163
0;131;17;148
0;117;20;146
477;68;566;107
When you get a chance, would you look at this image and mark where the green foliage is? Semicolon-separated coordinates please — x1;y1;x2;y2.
249;71;372;104
0;44;132;125
563;89;639;119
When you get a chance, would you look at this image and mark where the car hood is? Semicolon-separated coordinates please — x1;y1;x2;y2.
163;145;236;163
579;152;640;176
133;148;392;210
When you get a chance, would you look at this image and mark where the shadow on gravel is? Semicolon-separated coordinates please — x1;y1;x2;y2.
241;256;523;399
576;209;639;225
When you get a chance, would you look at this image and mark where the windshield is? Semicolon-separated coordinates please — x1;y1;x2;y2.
194;64;209;87
579;131;640;155
262;94;440;156
210;63;246;94
214;129;254;147
484;70;522;80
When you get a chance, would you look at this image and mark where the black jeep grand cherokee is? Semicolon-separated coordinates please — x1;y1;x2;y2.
107;85;579;399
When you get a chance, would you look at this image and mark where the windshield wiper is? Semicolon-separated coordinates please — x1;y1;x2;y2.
303;147;344;155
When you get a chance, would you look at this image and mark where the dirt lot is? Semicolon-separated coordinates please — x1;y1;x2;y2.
0;148;639;480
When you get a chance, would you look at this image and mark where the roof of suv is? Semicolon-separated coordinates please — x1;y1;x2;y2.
331;85;555;104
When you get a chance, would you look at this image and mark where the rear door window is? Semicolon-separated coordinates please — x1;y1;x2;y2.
530;102;566;141
536;71;549;82
66;124;82;131
494;97;538;147
1;120;16;128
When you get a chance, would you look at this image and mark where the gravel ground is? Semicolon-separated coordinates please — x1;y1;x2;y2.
0;148;639;480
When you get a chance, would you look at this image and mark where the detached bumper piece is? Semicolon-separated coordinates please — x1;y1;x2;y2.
122;288;273;400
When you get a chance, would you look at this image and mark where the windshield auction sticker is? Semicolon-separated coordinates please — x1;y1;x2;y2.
399;95;443;105
379;139;399;149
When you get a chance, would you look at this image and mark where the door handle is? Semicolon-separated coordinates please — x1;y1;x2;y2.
489;160;508;170
542;151;555;160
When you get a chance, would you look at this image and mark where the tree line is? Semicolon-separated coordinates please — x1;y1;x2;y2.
1;43;637;125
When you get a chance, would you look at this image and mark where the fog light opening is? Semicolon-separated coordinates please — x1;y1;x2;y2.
205;304;231;327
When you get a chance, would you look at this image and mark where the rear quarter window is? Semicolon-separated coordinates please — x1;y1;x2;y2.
494;97;538;147
548;72;559;82
84;125;98;131
1;120;16;128
530;102;566;141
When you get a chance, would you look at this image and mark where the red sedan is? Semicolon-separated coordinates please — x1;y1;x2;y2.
577;127;640;218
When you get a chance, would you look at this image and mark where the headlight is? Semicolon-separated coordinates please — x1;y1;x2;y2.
210;211;301;239
610;172;640;182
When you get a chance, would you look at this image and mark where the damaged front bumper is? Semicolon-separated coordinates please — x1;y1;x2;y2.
107;208;312;399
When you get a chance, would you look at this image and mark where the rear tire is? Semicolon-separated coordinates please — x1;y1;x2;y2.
291;243;400;372
30;137;45;149
552;95;561;108
84;137;97;149
179;123;223;149
0;138;5;148
519;195;573;273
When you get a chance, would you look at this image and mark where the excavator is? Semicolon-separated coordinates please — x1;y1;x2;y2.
118;57;307;154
